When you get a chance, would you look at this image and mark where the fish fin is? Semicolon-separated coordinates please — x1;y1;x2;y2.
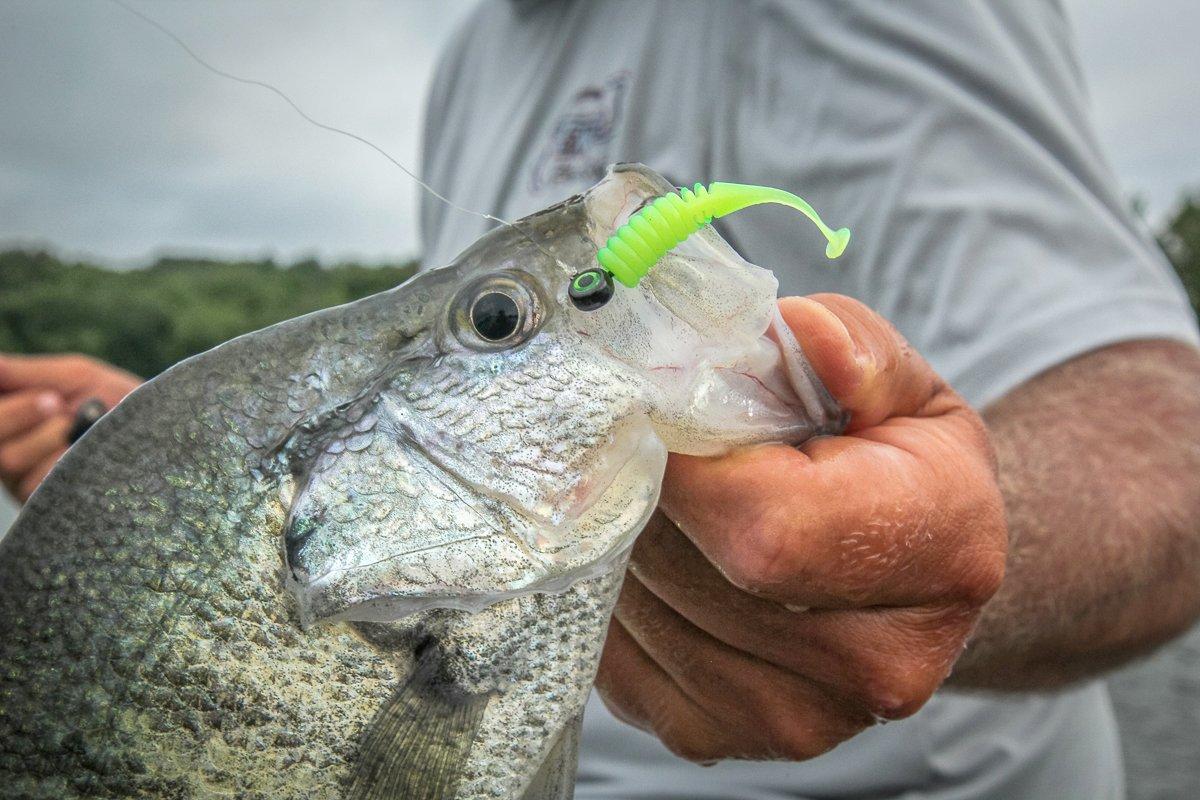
520;713;583;800
346;651;489;800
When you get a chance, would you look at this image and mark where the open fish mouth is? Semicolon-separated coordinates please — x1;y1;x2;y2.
571;163;844;454
624;309;845;454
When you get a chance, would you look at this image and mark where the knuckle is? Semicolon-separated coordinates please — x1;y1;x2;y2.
860;656;943;720
955;550;1007;607
752;683;870;762
761;705;866;762
942;471;1008;608
946;512;1008;608
950;401;991;447
766;722;837;762
594;686;644;732
970;415;995;464
722;510;802;593
659;729;722;765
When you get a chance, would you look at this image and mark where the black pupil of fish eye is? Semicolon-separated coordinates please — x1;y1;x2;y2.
471;292;521;341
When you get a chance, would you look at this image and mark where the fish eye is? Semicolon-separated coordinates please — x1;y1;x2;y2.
470;291;521;341
450;271;545;352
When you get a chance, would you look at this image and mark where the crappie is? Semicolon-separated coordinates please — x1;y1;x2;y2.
0;164;843;800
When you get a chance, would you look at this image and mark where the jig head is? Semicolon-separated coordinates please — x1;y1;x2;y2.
567;267;615;311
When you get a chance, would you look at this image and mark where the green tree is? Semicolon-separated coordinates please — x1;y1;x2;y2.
1159;194;1200;314
0;252;415;378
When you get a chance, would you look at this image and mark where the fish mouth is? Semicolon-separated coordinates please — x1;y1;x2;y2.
576;163;846;454
637;337;843;456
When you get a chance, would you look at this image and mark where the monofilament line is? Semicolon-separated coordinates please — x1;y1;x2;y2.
106;0;511;229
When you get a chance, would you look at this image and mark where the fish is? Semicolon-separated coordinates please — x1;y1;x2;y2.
0;163;844;800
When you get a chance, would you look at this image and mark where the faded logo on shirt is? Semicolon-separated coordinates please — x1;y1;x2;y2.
531;72;629;192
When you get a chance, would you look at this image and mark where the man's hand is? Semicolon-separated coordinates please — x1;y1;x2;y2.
0;354;141;502
595;294;1007;763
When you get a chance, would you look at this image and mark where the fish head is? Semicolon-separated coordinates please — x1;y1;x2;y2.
285;163;843;625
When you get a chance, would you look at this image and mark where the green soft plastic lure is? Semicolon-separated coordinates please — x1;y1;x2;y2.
568;181;850;311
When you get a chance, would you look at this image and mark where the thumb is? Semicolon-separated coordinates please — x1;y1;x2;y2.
0;354;138;400
0;354;99;395
779;294;945;431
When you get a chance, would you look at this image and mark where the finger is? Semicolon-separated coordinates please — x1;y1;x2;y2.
0;354;139;401
629;512;853;677
661;436;1004;607
777;294;949;431
613;573;872;760
0;354;104;395
596;620;734;762
0;416;72;485
68;376;140;412
0;390;63;441
16;450;66;502
629;513;973;718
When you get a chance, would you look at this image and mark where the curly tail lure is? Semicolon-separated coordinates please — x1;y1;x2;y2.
569;182;851;310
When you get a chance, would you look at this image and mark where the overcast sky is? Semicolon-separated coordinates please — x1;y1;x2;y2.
0;0;1197;267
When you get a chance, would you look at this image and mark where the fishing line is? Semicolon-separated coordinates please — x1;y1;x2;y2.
104;0;516;231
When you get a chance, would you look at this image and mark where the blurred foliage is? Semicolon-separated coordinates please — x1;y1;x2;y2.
1158;193;1200;313
0;252;415;378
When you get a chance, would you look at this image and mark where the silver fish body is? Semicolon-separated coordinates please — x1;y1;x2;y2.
0;164;842;799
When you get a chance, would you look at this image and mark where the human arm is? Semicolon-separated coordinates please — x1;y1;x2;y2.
951;338;1200;689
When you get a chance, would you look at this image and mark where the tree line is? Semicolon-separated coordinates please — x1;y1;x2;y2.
0;253;415;378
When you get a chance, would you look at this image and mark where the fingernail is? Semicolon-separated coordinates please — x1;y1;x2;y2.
36;392;62;415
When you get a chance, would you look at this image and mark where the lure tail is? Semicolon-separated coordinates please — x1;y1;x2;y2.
596;182;851;288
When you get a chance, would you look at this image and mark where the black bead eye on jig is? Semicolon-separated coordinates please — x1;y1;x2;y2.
569;181;851;311
567;268;615;311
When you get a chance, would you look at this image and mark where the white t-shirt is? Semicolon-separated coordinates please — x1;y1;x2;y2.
418;2;1200;797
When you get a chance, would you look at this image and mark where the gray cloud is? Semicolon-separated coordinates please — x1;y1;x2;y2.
0;0;1196;268
0;0;478;266
1062;0;1200;221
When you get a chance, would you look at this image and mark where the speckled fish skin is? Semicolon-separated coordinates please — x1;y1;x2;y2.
0;164;844;800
